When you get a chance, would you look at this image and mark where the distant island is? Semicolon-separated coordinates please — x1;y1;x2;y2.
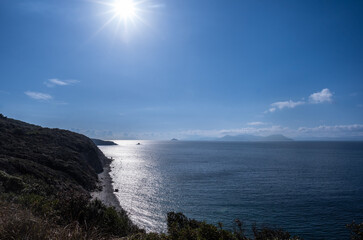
171;138;178;141
218;134;293;141
91;138;117;146
2;114;360;239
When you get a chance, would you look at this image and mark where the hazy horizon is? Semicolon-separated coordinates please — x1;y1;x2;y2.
1;0;362;140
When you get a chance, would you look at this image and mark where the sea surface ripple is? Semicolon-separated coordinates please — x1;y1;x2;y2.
99;141;363;239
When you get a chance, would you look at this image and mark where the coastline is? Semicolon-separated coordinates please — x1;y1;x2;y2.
91;158;122;212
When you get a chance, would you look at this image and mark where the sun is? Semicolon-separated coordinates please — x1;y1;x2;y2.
93;0;158;37
112;0;137;21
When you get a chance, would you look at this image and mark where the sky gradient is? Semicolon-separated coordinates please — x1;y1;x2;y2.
1;0;363;140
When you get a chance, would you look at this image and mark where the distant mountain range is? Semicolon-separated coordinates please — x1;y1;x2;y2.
218;134;293;141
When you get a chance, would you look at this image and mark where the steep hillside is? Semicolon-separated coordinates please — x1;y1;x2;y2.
0;114;141;238
0;114;106;193
1;114;356;240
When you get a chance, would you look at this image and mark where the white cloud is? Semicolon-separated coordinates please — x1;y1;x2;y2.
247;121;266;126
269;100;305;112
298;124;363;133
266;88;333;113
309;88;333;104
44;78;79;87
25;91;52;100
297;124;363;138
48;79;67;86
178;124;363;139
180;125;289;138
74;124;363;140
268;107;276;113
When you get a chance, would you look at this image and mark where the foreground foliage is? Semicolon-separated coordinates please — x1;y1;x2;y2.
0;201;103;240
0;195;304;240
346;222;363;240
126;212;302;240
0;114;141;239
0;190;141;239
0;114;361;240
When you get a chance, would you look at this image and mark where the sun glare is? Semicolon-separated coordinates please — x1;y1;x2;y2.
112;0;136;20
93;0;158;38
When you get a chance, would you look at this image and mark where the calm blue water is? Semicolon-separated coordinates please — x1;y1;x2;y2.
99;141;363;239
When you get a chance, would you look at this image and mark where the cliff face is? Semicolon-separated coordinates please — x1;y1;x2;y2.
0;114;106;192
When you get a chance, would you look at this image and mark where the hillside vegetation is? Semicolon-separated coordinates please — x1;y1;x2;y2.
0;114;361;239
0;114;140;238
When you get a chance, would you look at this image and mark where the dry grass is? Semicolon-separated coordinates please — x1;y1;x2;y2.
0;201;106;240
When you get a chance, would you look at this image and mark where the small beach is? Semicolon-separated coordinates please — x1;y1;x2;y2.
91;159;122;212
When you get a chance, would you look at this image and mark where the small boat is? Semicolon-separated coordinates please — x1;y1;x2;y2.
137;143;141;145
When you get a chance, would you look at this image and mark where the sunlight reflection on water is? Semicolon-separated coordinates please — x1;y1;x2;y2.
99;140;363;239
100;141;171;232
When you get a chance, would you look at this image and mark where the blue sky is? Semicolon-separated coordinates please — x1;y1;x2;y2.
0;0;362;140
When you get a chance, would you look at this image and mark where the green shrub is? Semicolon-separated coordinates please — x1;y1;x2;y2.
346;222;363;240
0;170;26;192
252;223;301;240
165;212;303;240
0;201;104;240
126;232;168;240
1;190;141;238
167;212;241;240
18;194;56;217
54;191;141;237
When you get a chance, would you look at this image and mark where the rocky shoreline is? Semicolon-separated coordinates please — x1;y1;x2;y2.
91;158;123;212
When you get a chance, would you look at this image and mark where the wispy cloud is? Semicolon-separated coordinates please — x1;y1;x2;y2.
180;125;289;138
247;121;266;126
268;100;305;113
73;129;116;139
297;124;363;138
44;78;79;88
309;88;333;103
73;123;363;140
266;88;333;113
178;124;363;139
298;124;363;133
25;91;52;100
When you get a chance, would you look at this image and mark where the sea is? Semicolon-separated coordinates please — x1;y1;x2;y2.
99;141;363;240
